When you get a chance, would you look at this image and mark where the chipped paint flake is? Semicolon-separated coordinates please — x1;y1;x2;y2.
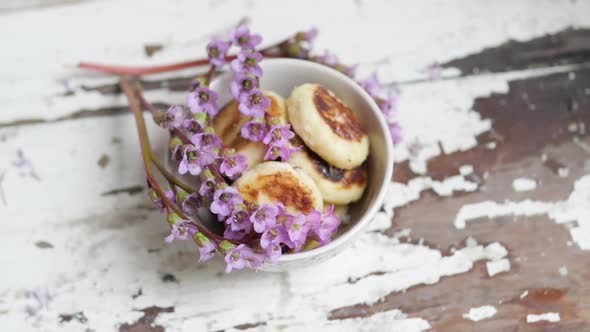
462;305;497;321
454;175;590;250
559;266;568;276
512;178;537;192
239;310;431;332
520;290;529;299
527;312;560;323
383;175;478;218
459;164;474;176
486;258;511;277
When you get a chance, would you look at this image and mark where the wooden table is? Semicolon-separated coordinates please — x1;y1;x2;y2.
1;1;589;331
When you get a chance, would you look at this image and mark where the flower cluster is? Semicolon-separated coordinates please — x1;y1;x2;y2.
112;23;408;273
148;25;343;273
360;73;402;144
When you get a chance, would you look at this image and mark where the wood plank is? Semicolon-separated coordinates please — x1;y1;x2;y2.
1;1;590;331
2;0;590;124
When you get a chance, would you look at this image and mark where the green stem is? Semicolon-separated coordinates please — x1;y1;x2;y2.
150;154;195;194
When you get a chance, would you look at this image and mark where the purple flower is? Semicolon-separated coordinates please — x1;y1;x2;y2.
303;27;318;43
164;219;198;243
231;51;263;76
241;120;268;141
424;62;442;80
12;149;40;181
178;146;203;175
316;51;338;66
264;143;301;161
231;25;262;50
340;64;358;77
225;244;264;272
210;186;243;219
199;178;216;200
388;121;403;145
170;143;183;162
191;132;223;150
262;124;295;146
275;203;294;225
198;240;216;262
238;88;270;118
182;119;203;135
260;224;292;249
230;72;257;99
181;192;201;216
224;228;249;241
25;287;54;321
251;204;279;233
207;37;231;67
286;213;311;251
152;190;175;213
265;243;282;263
187;86;219;116
159;105;184;129
220;153;248;179
226;209;251;231
189;79;201;91
361;73;381;98
310;205;341;245
379;94;398;118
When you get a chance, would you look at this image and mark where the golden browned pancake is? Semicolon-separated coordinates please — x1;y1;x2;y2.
288;145;367;204
286;84;369;169
234;162;323;214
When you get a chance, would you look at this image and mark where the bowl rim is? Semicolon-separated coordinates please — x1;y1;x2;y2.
212;58;393;263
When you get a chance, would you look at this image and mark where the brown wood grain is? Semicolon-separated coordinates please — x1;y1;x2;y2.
332;33;590;331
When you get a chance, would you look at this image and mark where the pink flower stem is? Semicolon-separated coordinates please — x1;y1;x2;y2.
120;78;227;243
79;50;279;76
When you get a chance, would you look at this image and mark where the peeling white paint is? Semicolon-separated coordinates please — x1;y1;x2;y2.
512;178;537;192
558;167;570;178
527;312;560;323
382;175;478;219
559;266;568;276
486;258;511;277
1;0;588;330
520;290;529;299
463;305;497;321
459;165;474;176
228;310;431;332
454;175;590;250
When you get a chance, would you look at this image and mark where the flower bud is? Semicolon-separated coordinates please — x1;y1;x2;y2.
283;43;302;58
167;212;182;225
169;136;182;150
194;76;208;87
175;189;188;204
267;118;281;126
202;168;215;180
149;188;159;201
216;182;229;190
219;240;235;254
169;137;183;161
192;112;208;125
294;32;306;42
193;232;210;247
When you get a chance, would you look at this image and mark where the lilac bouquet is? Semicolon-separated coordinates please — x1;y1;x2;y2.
81;25;401;272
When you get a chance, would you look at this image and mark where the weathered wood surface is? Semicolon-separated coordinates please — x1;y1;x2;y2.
1;1;589;331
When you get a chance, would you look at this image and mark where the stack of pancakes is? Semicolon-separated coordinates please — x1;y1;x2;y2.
213;84;370;230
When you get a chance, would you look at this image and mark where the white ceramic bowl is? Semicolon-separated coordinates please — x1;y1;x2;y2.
169;58;393;271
